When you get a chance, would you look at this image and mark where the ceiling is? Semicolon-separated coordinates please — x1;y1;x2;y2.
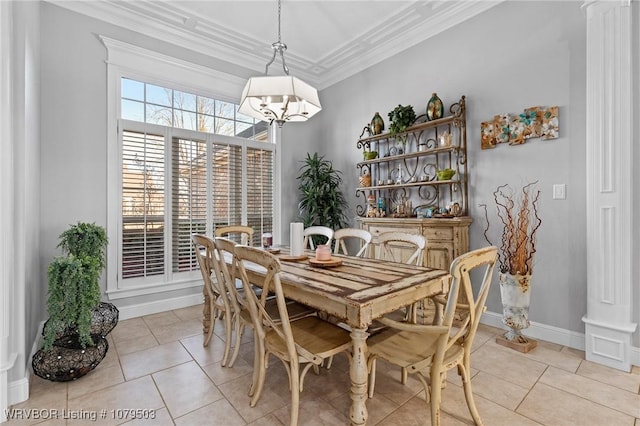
49;0;502;90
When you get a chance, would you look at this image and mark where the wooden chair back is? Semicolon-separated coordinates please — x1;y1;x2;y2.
302;225;334;250
448;245;498;357
377;231;426;265
214;225;254;246
191;234;233;351
212;237;242;317
213;236;254;368
233;246;297;365
333;228;372;257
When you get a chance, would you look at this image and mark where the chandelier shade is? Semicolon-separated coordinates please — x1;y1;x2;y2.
239;75;321;126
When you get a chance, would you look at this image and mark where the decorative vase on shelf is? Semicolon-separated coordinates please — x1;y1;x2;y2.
498;272;537;352
371;112;384;135
426;92;444;121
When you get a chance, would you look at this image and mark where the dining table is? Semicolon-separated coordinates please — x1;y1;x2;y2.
229;246;450;426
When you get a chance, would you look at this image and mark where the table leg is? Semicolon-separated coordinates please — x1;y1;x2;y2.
349;327;369;426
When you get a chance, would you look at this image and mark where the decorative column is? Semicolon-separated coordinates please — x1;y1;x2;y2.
0;1;15;421
582;0;637;371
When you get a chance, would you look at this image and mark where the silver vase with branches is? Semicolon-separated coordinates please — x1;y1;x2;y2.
480;182;542;345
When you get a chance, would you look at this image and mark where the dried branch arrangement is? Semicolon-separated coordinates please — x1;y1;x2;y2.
480;182;542;275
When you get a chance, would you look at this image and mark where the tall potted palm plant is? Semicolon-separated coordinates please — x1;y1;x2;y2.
297;153;349;244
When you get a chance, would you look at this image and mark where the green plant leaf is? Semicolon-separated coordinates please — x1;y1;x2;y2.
297;153;349;240
387;104;417;135
44;222;108;351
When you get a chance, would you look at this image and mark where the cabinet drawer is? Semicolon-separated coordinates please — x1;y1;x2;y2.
423;227;453;241
368;225;421;241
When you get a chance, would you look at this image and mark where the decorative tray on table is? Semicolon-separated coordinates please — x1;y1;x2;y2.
279;254;309;262
308;257;342;268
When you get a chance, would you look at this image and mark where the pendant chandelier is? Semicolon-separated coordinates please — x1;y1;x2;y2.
238;0;321;127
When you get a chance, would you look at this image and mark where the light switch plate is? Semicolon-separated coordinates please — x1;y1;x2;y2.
553;184;566;200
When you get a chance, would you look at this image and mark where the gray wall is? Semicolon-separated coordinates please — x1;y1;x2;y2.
283;1;588;333
37;2;594;339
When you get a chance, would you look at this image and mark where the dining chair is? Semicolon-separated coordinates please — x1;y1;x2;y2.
213;236;265;399
376;231;426;266
191;234;233;362
366;245;498;426
376;231;427;325
333;228;372;257
214;225;254;246
214;238;315;389
302;225;334;250
233;245;352;425
206;237;246;370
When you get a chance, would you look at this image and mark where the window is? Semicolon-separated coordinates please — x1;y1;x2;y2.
118;78;273;288
121;78;266;138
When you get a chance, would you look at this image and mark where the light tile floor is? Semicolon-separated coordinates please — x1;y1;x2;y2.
7;305;640;425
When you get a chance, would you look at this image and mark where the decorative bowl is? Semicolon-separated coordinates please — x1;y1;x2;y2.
364;151;378;160
436;169;456;181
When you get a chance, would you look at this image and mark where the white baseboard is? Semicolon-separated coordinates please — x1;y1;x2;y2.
483;312;640;367
116;293;203;320
8;375;29;406
482;310;586;351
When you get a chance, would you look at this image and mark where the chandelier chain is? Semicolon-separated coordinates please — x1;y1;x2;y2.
264;0;289;76
277;0;282;43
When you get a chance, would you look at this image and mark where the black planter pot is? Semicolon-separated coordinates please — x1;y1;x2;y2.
42;302;119;341
35;302;119;382
90;302;120;337
32;334;108;382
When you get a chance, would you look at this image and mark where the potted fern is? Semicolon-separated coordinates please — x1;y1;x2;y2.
33;222;119;382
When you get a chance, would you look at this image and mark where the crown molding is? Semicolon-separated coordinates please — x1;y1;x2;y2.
47;0;502;90
318;1;503;89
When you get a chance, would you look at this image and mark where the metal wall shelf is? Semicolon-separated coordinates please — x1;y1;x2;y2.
355;95;468;218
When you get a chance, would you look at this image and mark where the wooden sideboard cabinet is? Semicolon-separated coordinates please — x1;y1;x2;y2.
357;216;471;270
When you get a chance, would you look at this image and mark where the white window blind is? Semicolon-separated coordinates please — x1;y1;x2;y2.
246;148;274;246
172;137;208;272
121;130;166;279
211;143;243;241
